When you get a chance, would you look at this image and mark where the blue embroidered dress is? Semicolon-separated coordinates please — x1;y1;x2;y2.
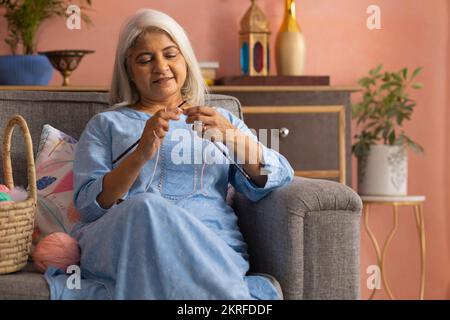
44;105;294;299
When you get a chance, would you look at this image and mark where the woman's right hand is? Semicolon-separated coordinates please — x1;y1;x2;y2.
134;108;181;162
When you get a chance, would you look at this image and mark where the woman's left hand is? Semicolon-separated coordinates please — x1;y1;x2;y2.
184;106;236;142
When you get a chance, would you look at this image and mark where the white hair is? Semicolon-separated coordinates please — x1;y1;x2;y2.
110;9;207;107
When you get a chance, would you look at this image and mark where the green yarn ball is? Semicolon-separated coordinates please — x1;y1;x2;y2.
0;192;12;202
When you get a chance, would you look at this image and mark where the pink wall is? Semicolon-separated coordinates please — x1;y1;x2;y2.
445;0;450;301
1;0;449;299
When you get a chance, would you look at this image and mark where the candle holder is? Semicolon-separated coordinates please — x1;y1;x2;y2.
38;50;95;86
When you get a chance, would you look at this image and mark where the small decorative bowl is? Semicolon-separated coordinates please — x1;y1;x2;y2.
38;50;95;86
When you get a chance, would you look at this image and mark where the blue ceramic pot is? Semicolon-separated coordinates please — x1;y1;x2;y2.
0;54;53;85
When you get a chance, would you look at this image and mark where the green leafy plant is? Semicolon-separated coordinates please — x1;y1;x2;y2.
352;64;425;159
0;0;92;55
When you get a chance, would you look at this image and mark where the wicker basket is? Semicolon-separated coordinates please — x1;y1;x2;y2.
0;115;37;274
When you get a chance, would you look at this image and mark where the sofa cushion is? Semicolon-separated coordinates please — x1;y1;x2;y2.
33;124;80;244
0;263;282;300
0;262;50;300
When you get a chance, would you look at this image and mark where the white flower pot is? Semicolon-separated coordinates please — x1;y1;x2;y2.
358;145;407;196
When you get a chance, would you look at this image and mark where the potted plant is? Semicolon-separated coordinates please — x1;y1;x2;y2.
0;0;92;85
352;64;424;196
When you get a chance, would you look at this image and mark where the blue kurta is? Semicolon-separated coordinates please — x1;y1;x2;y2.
44;105;294;299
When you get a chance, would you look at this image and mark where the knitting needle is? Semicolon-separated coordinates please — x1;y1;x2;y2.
210;139;257;186
112;100;187;164
191;116;257;186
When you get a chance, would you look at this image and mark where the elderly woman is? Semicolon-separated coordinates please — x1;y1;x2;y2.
45;9;293;299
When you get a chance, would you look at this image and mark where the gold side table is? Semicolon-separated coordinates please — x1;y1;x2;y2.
361;195;426;300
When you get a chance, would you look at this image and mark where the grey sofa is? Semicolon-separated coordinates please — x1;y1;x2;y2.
0;89;362;300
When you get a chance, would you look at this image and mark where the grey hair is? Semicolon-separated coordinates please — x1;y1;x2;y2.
110;9;207;107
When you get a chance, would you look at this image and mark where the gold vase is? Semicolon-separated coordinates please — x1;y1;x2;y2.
275;0;306;75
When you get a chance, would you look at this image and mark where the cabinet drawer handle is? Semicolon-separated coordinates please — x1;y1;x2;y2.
279;127;290;138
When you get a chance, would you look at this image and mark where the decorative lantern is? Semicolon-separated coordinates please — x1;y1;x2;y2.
239;0;271;76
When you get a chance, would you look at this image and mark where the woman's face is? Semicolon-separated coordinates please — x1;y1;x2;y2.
128;30;187;104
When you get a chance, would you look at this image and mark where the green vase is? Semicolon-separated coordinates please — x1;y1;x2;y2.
275;0;306;75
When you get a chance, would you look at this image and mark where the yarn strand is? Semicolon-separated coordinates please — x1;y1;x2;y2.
200;145;207;195
146;130;161;192
146;107;167;192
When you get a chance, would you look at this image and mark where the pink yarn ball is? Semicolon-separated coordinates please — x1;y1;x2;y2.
0;184;10;193
32;232;80;273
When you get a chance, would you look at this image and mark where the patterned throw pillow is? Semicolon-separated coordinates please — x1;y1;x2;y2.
33;125;81;244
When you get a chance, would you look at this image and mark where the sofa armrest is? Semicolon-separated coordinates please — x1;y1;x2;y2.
232;176;362;300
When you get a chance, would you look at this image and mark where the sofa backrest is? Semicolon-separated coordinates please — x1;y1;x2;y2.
0;90;242;187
